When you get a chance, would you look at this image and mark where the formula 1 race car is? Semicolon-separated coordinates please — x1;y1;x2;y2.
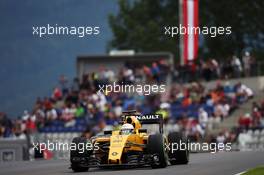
70;110;189;172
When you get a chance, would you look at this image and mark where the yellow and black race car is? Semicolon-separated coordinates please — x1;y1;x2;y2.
70;110;189;172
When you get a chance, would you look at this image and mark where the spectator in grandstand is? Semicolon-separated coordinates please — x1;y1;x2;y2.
201;60;213;81
25;115;37;134
231;55;243;78
158;59;170;83
34;108;45;128
214;101;230;121
0;113;13;138
52;87;62;100
134;66;144;83
211;58;221;79
43;97;53;111
121;67;134;84
242;51;252;77
189;82;203;102
252;101;261;111
238;113;252;130
22;110;30;121
252;107;261;127
46;107;58;121
234;82;254;103
151;62;161;83
71;78;80;92
249;55;257;76
65;91;79;105
216;132;226;144
198;108;208;129
104;111;118;126
186;118;205;140
59;74;69;96
201;59;221;81
75;103;85;118
104;68;115;83
221;58;233;79
113;100;122;117
61;105;74;122
207;114;221;130
80;74;92;90
12;119;27;139
143;65;152;83
223;81;235;98
237;99;264;131
182;93;192;107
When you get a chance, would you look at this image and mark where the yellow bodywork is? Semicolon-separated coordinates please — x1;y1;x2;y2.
108;131;145;163
95;115;148;164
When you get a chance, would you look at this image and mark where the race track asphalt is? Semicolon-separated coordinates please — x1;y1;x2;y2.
0;151;263;175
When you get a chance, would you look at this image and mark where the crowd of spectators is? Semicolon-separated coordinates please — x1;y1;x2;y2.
0;60;170;139
167;81;253;141
174;51;258;82
234;99;264;150
238;101;264;130
210;92;264;147
0;58;255;143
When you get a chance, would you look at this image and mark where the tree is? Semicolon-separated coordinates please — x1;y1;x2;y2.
199;0;264;59
108;0;264;62
108;0;180;57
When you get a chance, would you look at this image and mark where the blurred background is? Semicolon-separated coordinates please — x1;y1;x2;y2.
0;0;264;162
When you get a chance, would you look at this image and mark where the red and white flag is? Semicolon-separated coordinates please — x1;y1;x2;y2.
181;0;199;64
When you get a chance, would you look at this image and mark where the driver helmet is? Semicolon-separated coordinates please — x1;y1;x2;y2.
120;123;134;135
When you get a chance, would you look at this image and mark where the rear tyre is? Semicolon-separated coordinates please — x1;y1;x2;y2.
168;132;189;165
70;137;90;172
147;134;168;168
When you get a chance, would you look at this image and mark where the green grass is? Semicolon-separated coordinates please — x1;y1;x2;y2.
243;167;264;175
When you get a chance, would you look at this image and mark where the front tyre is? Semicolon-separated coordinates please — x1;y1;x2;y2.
147;134;168;168
70;137;90;172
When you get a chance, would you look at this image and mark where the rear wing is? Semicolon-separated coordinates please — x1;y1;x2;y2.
123;114;164;133
134;114;163;125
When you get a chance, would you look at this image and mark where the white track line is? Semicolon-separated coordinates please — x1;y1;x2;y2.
234;171;246;175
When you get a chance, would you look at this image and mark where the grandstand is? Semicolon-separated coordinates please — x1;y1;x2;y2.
1;52;264;160
76;52;173;82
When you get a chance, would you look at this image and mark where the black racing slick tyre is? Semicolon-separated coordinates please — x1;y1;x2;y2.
70;137;90;172
168;132;189;165
147;134;168;168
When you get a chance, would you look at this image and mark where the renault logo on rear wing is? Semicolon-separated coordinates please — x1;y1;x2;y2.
132;114;163;125
123;114;164;133
135;114;161;120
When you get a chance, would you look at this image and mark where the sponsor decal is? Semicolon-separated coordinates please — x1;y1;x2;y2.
112;152;118;156
134;114;161;120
